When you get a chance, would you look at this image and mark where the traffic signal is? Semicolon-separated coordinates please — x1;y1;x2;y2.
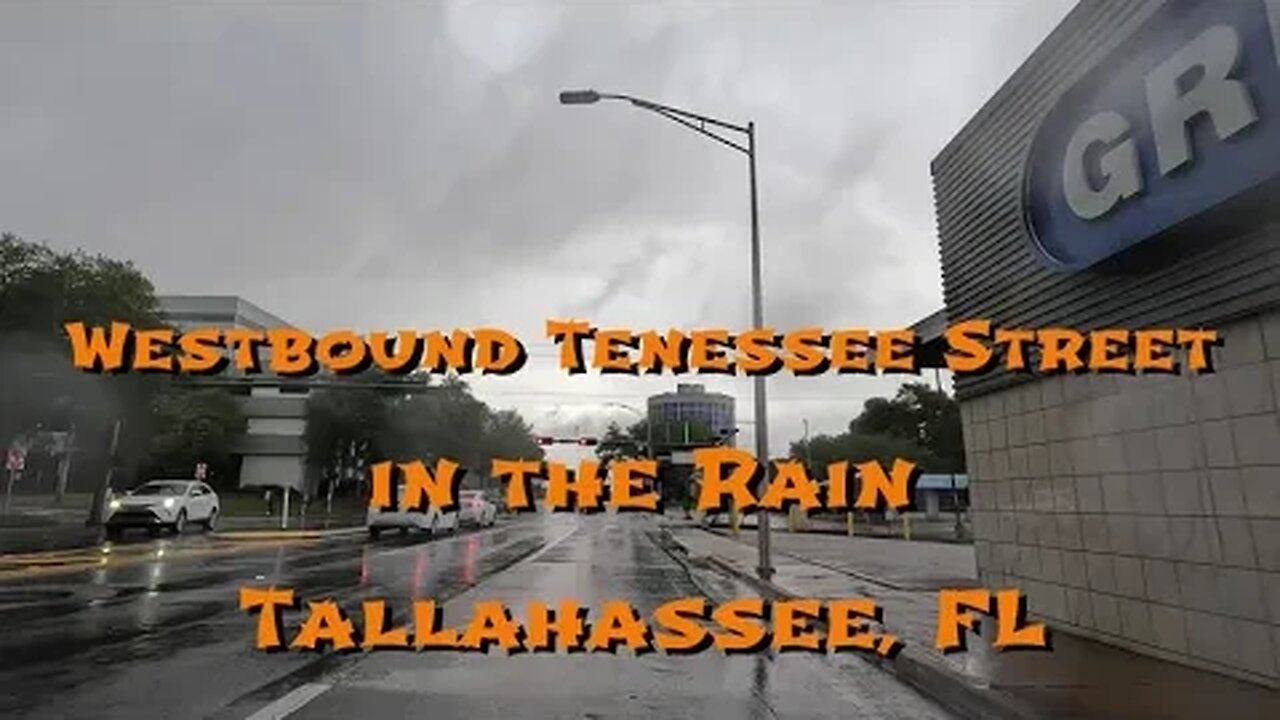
578;437;598;447
537;436;555;446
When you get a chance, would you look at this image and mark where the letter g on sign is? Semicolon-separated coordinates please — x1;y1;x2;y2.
1023;0;1280;270
1062;111;1143;221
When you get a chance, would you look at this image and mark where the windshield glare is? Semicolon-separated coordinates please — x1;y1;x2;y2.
131;483;187;496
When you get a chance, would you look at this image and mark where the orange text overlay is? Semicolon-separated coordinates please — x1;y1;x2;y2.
238;588;1048;655
64;320;1219;376
371;448;918;514
239;591;902;655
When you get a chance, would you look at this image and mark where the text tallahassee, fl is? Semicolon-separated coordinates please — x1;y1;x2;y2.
238;589;1048;655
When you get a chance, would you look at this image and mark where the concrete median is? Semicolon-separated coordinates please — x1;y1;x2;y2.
211;526;366;541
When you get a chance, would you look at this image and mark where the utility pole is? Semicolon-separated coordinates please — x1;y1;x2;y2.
4;436;29;516
802;419;814;470
789;420;812;533
53;423;76;505
87;418;122;527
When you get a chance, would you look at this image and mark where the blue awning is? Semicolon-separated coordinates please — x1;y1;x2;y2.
916;473;968;491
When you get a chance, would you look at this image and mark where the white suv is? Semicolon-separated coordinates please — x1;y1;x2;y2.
106;480;220;538
367;480;458;539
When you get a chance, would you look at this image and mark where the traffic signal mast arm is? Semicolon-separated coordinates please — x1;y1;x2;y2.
536;436;599;446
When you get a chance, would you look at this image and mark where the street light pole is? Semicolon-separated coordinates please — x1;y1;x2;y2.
87;418;122;527
560;89;773;580
747;122;774;581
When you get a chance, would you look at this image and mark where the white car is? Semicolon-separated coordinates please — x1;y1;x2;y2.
367;479;459;539
457;490;497;528
105;480;220;538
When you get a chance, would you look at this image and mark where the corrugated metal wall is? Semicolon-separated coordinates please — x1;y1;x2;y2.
932;0;1280;401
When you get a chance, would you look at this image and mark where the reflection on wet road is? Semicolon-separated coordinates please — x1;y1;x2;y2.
0;516;569;719
0;533;315;579
242;515;955;720
1;514;955;719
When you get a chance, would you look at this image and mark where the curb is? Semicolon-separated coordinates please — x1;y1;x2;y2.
670;528;1038;720
211;527;365;541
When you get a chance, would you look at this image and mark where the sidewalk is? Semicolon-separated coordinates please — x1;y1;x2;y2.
663;523;1280;720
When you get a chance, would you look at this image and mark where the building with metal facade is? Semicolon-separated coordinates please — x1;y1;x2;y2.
915;0;1280;687
157;295;309;495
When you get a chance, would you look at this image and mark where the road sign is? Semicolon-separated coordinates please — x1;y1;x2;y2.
6;448;25;472
195;463;207;480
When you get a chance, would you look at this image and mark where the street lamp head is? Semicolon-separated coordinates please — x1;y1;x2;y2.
559;89;601;105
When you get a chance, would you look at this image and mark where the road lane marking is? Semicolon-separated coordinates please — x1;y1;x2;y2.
243;683;331;720
517;523;580;564
0;539;317;580
215;519;578;719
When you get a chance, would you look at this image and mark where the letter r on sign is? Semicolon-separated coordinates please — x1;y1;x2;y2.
1145;24;1258;176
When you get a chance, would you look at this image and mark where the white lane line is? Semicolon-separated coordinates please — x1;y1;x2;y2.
239;521;578;720
519;523;581;564
243;683;331;720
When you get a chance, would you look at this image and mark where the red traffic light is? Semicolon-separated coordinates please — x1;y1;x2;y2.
537;436;555;446
578;437;598;446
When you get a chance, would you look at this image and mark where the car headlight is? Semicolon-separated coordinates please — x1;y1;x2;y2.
163;498;176;509
109;499;122;510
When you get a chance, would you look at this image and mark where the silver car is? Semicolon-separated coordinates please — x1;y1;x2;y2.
457;490;497;528
367;479;459;539
105;480;220;538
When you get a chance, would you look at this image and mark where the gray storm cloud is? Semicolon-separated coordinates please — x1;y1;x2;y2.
0;0;1075;454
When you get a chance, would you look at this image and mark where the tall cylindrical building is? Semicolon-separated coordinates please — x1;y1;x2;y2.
646;383;736;446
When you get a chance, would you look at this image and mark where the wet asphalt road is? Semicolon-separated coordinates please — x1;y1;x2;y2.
0;513;954;720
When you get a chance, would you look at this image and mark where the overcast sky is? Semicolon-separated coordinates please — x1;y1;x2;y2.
0;0;1075;465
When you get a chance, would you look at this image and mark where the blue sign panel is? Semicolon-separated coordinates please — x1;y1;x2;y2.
1023;0;1280;270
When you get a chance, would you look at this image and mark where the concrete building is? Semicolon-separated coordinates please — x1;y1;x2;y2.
646;383;736;447
645;383;737;508
156;295;309;495
912;0;1280;687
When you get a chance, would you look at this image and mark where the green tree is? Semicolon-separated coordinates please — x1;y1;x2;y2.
792;383;964;477
142;388;245;486
302;369;545;501
844;382;964;473
384;374;545;482
477;408;544;464
595;420;647;468
896;383;965;473
304;368;418;502
0;232;169;509
849;396;919;439
388;374;486;466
